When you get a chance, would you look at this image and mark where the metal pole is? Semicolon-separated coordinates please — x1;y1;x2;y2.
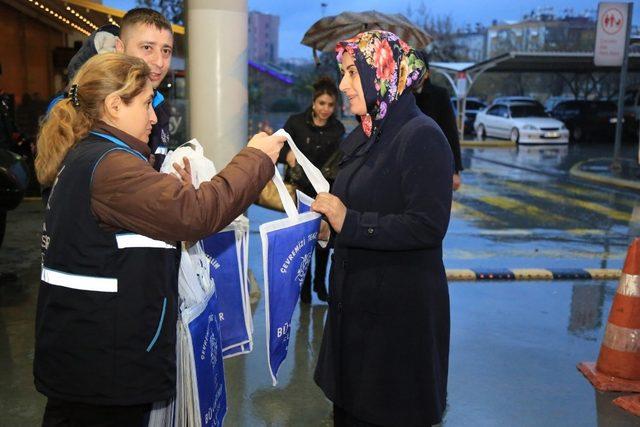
186;0;248;169
612;2;633;171
456;97;463;141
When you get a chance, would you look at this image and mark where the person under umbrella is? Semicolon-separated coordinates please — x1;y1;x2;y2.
413;51;463;191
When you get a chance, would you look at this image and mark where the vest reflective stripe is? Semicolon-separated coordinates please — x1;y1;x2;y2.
41;267;118;293
116;233;177;250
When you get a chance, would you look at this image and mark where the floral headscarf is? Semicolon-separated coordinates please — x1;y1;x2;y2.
336;30;426;137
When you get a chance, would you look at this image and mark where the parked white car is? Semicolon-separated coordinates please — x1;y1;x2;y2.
474;102;569;144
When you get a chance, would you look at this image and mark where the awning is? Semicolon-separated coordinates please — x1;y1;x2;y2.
430;51;640;75
428;50;640;141
4;0;184;36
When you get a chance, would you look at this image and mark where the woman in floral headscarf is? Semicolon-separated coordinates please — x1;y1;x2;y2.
311;31;453;426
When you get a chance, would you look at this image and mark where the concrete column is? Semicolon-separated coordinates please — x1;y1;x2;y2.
186;0;248;168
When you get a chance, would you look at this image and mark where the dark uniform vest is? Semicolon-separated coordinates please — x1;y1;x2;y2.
34;132;180;405
150;91;171;170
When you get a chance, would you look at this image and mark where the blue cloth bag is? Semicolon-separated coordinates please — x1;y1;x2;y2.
260;130;329;385
201;220;252;358
182;279;227;426
296;189;314;214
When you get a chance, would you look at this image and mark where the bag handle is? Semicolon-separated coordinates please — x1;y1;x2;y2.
269;129;330;219
274;129;330;194
271;166;298;218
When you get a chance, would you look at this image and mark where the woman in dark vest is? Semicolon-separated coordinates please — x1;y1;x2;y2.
279;77;345;303
34;53;285;426
311;31;453;426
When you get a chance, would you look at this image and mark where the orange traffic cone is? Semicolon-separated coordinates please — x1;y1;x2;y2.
577;238;640;392
613;394;640;417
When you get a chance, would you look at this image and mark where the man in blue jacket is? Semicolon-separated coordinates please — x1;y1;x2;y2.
60;8;174;170
114;8;174;170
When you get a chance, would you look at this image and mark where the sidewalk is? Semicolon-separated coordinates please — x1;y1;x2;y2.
570;157;640;191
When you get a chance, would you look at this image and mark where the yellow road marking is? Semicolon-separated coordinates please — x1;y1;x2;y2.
555;182;640;209
584;269;621;280
462;228;609;236
502;181;631;222
446;269;477;280
445;249;626;260
468;167;639;213
461;184;570;224
511;269;554;280
451;201;505;225
566;229;607;236
445;269;622;281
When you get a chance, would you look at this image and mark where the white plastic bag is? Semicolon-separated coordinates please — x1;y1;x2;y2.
160;139;217;189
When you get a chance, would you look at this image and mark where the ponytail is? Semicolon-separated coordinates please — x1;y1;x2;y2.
35;53;150;186
35;98;92;186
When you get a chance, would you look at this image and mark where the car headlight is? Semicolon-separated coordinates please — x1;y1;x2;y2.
522;124;537;130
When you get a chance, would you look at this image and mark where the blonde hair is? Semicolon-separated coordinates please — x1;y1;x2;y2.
35;53;150;186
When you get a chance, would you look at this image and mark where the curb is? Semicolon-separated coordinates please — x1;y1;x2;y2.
460;139;515;148
447;268;620;281
569;159;640;191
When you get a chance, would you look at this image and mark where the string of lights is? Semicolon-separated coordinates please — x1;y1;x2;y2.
65;4;98;31
24;0;92;36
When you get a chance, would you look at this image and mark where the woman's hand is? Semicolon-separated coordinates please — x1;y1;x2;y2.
173;157;192;186
453;173;461;191
318;220;331;241
312;193;347;233
285;150;296;167
248;132;286;164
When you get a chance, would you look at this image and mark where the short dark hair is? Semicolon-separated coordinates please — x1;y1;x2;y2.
312;76;339;102
121;8;173;39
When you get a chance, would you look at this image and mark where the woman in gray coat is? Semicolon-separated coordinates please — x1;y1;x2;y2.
311;31;454;426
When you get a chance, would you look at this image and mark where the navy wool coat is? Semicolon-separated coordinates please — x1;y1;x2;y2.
314;93;453;426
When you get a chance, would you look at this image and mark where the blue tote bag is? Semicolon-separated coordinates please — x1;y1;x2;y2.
181;280;227;427
296;189;314;214
260;130;329;385
201;216;253;359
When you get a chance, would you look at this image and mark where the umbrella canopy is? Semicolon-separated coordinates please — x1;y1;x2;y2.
301;10;432;55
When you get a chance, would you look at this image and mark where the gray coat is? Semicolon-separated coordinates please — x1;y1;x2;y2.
314;93;453;426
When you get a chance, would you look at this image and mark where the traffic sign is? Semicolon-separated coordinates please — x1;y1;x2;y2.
594;2;632;66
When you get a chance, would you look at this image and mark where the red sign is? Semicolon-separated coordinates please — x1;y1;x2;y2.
601;7;624;35
594;2;631;67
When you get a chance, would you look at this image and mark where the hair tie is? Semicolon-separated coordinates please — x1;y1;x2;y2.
68;84;80;108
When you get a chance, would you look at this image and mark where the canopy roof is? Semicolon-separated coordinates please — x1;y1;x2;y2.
430;51;640;75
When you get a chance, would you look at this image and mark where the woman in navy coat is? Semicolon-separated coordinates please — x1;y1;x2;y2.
311;31;454;426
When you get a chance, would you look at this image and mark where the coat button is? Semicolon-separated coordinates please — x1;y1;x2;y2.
367;227;374;235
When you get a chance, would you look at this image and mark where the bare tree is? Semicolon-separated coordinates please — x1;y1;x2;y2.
405;1;460;61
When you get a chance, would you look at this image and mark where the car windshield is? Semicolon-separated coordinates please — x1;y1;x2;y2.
510;105;547;118
466;100;485;110
589;102;616;112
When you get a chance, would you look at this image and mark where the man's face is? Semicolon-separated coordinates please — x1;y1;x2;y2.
117;23;173;89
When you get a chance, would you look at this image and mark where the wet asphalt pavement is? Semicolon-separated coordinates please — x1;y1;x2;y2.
1;141;639;426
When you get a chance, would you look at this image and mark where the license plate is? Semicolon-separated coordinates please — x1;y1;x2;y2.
544;132;559;138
